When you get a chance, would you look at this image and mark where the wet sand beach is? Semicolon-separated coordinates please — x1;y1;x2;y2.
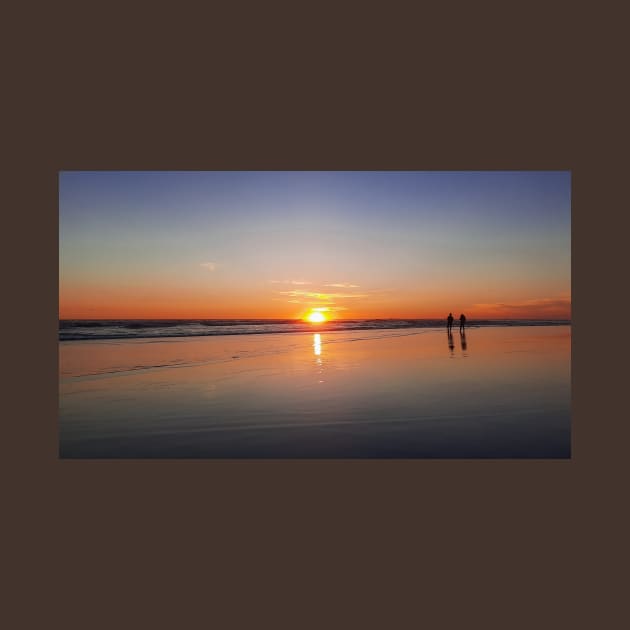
59;325;571;458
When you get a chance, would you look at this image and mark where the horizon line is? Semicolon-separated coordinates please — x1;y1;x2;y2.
59;316;572;321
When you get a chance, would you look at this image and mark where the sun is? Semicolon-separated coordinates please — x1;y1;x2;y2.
306;311;327;323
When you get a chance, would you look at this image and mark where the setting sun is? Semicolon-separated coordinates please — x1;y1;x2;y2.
306;311;327;323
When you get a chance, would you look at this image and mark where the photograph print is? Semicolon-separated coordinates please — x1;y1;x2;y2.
59;171;571;458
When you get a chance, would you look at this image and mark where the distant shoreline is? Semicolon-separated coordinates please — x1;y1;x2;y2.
59;319;571;342
59;318;571;323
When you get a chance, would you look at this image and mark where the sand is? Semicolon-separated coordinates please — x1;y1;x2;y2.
59;325;571;458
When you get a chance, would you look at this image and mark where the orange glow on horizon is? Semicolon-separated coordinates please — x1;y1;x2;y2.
59;305;571;321
59;285;571;321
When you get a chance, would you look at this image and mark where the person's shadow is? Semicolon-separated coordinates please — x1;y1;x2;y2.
460;331;468;355
447;331;455;356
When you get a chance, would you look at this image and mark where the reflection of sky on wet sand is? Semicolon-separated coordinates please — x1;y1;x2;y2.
60;326;571;458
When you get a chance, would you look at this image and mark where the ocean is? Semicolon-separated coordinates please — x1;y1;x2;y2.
59;318;571;341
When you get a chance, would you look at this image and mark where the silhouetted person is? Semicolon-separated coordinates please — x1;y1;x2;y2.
447;330;454;355
447;312;454;332
459;313;466;333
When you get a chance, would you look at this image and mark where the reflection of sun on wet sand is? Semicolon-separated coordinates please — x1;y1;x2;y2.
313;333;323;381
59;325;571;458
313;333;322;356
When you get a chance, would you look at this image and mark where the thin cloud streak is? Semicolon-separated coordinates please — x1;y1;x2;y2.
471;296;571;317
277;290;369;299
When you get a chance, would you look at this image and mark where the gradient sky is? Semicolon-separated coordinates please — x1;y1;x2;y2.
59;171;571;319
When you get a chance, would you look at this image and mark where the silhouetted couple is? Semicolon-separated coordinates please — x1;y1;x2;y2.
447;312;466;333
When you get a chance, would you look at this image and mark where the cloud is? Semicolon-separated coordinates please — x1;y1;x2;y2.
471;296;571;317
366;288;397;295
274;284;370;313
200;262;218;271
296;305;349;313
278;290;368;300
270;279;312;285
272;280;361;288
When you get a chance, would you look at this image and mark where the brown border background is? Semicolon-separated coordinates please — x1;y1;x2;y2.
5;4;628;629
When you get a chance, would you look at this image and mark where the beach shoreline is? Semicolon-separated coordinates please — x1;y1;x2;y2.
59;319;571;342
59;325;571;458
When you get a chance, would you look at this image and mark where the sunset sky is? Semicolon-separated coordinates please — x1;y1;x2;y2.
59;171;571;320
